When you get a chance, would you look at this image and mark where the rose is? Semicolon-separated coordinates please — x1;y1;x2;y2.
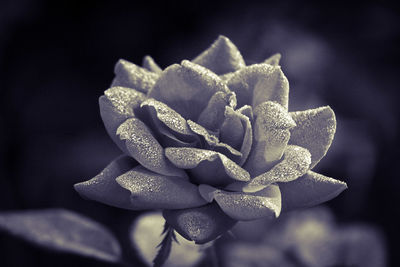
74;36;347;244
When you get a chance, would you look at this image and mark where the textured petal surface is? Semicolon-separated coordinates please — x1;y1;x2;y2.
227;63;289;109
187;120;241;161
279;171;347;211
117;118;184;177
74;155;137;209
148;60;229;120
197;91;237;131
142;55;162;74
163;203;237;244
207;184;281;221
165;147;250;186
99;87;147;152
244;145;311;192
140;98;197;142
116;166;206;210
0;209;121;263
263;53;281;66
220;106;253;166
111;59;159;93
289;106;336;168
192;35;246;75
244;101;296;176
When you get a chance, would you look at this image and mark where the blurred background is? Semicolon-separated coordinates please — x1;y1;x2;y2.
0;0;399;266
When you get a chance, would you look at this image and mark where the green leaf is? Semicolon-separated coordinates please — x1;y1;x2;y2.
0;209;121;263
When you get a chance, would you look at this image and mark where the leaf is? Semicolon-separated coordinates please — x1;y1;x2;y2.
153;222;176;267
0;209;122;263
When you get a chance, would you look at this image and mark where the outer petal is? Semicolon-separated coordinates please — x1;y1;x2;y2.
116;166;206;210
165;147;250;187
111;59;159;93
244;102;296;176
187;120;241;161
227;63;289;109
192;35;246;75
279;171;347;211
197;91;237;131
74;155;137;209
263;53;281;66
117;118;184;177
99;87;147;152
163;203;237;244
203;184;281;221
243;145;311;192
142;55;162;74
289;106;336;168
148;60;229;121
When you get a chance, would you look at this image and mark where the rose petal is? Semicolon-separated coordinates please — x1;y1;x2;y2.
163;203;237;244
148;60;230;121
140;98;197;143
227;63;289;109
192;35;246;75
220;106;253;166
165;147;250;186
116;166;206;210
117;118;184;177
142;55;162;74
244;102;296;176
289;106;336;168
243;145;311;192
74;155;137;209
279;171;347;211
213;184;281;221
99;87;147;152
237;104;253;121
263;53;281;66
187;120;242;161
111;59;159;93
197;91;237;131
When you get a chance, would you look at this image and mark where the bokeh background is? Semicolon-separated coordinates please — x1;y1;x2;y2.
1;0;399;266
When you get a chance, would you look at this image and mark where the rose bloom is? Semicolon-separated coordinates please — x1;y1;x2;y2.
75;36;347;244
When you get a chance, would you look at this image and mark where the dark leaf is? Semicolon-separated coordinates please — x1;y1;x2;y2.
153;222;177;267
0;209;122;263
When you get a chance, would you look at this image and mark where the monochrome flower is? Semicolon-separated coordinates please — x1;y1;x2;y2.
74;36;347;244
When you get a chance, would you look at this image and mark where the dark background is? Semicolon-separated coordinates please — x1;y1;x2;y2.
1;0;399;266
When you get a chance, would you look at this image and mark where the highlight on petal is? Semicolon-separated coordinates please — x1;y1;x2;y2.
192;35;246;75
220;106;253;166
142;55;162;74
244;101;296;176
227;63;289;109
117;118;184;177
263;53;281;66
187;120;242;161
116;166;206;210
148;60;230;121
0;209;122;263
197;91;237;131
74;155;137;209
213;184;281;221
289;106;336;168
243;145;311;193
165;147;250;187
140;98;197;143
111;59;159;93
163;203;237;244
99;87;147;152
279;171;347;211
